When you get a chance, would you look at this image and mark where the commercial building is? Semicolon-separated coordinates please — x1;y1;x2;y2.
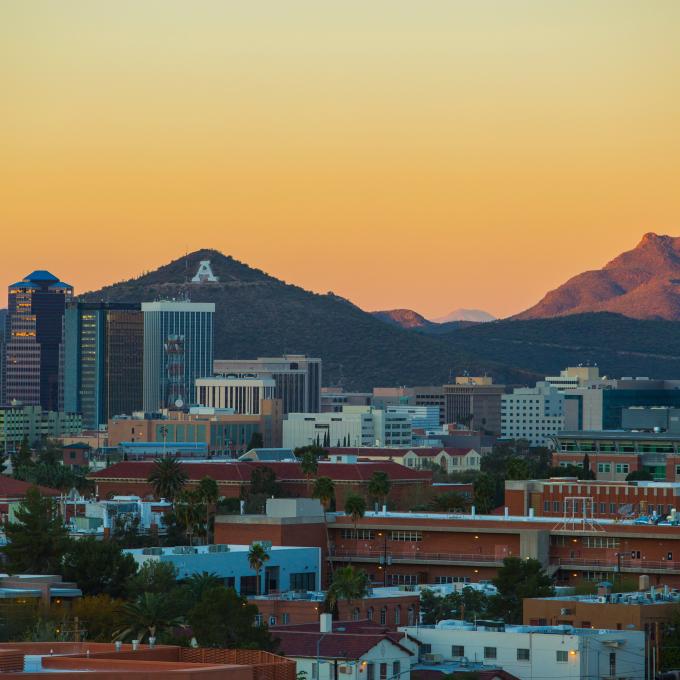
321;387;373;413
386;406;440;430
0;575;81;608
3;270;73;410
500;383;565;447
283;406;412;449
373;387;448;425
63;302;143;429
0;642;294;680
125;543;321;596
399;620;644;680
443;378;504;435
544;365;603;391
214;355;321;414
196;376;276;414
142;301;214;412
0;404;82;451
108;402;283;454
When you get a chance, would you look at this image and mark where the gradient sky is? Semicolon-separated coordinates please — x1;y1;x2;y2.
2;1;679;318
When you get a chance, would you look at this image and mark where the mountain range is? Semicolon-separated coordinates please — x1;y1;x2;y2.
58;232;680;388
370;308;495;330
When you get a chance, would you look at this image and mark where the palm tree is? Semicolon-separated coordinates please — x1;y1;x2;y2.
324;566;369;613
197;476;220;544
344;493;366;536
429;491;470;513
114;592;183;642
312;477;335;516
185;571;223;600
300;450;318;494
175;489;203;546
248;543;270;595
147;457;187;501
368;471;391;509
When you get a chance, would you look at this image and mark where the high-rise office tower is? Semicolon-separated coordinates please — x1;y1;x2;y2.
213;355;322;414
142;301;214;412
4;271;73;410
63;302;144;429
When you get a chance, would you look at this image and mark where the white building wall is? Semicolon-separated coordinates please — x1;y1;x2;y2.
501;382;565;446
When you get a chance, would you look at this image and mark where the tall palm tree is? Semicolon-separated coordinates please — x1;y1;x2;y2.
324;566;369;613
114;592;183;642
312;477;335;516
248;543;270;596
197;476;220;544
147;457;187;501
368;471;391;509
175;489;203;546
344;493;366;536
300;450;318;494
184;572;223;601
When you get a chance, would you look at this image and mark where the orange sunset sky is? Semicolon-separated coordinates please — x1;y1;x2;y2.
2;1;679;318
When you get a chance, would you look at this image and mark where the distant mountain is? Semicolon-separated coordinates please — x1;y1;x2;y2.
80;249;535;390
517;233;680;321
432;308;496;323
370;309;433;329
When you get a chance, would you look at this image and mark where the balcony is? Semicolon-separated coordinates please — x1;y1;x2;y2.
329;548;505;567
554;556;680;574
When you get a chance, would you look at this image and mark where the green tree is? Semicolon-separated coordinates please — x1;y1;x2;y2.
248;543;270;596
506;458;531;480
324;566;369;613
183;572;224;601
115;592;183;642
429;491;470;513
72;595;124;641
61;539;137;598
312;476;335;515
344;493;366;535
174;489;204;545
126;561;179;599
581;453;595;480
2;486;69;574
147;457;188;501
300;451;319;493
197;476;220;544
368;471;391;508
37;439;63;467
626;469;654;481
490;557;554;623
472;473;496;513
250;466;280;496
188;586;275;649
12;436;33;471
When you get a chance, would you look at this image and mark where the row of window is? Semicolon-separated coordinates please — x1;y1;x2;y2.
445;645;532;662
338;529;423;542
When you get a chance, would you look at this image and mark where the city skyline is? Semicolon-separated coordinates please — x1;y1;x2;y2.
3;1;680;317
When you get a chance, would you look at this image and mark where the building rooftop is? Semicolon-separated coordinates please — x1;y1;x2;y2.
535;588;680;606
0;477;60;499
125;543;306;557
554;430;680;441
405;621;640;637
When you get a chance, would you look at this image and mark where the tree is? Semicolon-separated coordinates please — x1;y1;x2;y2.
12;436;33;471
368;471;391;508
248;543;270;596
506;458;531;480
473;473;496;513
115;592;184;642
61;539;137;598
300;451;319;493
324;566;369;612
429;491;470;513
344;493;366;535
183;572;224;601
188;586;275;649
581;453;595;480
72;595;124;641
626;469;654;482
197;476;220;544
250;466;280;497
36;439;63;467
174;489;204;546
147;457;187;501
312;477;335;515
126;561;179;599
2;486;70;574
490;557;554;623
247;432;264;451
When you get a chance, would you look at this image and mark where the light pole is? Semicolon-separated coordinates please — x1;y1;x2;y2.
377;531;390;587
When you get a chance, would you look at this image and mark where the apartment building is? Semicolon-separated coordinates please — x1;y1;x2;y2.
501;383;564;447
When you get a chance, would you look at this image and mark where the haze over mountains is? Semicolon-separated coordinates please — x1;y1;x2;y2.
516;232;680;321
370;308;495;330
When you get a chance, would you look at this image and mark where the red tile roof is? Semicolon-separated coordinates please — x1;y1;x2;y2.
0;476;60;499
88;460;431;483
326;447;474;458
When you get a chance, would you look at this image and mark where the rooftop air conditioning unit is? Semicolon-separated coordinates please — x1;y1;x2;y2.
208;544;230;553
560;608;573;615
422;654;443;664
142;547;163;556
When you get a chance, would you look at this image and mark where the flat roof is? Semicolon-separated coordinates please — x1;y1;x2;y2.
533;590;680;606
125;543;314;556
554;430;680;441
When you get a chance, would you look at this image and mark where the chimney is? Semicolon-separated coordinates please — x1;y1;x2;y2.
320;613;333;633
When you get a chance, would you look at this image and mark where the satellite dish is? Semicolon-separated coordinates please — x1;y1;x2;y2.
175;399;184;408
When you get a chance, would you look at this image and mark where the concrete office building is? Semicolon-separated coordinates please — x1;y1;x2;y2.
443;377;504;434
4;270;73;410
373;386;447;425
386;405;440;430
321;387;372;412
282;406;412;448
63;302;143;429
400;620;644;680
195;376;276;414
501;383;565;447
142;301;214;412
214;355;321;414
0;404;81;450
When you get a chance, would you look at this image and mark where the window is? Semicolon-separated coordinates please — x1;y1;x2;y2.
379;663;387;680
341;529;375;540
556;650;568;663
240;575;258;596
609;652;616;676
517;649;530;661
598;463;611;473
676;465;680;475
255;614;263;626
312;663;318;679
366;664;375;680
290;572;316;591
615;463;630;474
395;607;401;625
420;644;431;654
269;616;276;626
353;608;360;621
390;530;423;542
583;536;620;549
483;647;497;659
367;607;374;621
452;645;465;658
282;613;290;624
380;607;387;625
392;662;400;679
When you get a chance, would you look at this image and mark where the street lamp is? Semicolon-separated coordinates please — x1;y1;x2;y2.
377;532;391;587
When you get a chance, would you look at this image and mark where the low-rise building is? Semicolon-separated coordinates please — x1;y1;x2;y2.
400;620;645;680
125;543;321;596
0;477;59;522
324;447;481;474
0;574;81;609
